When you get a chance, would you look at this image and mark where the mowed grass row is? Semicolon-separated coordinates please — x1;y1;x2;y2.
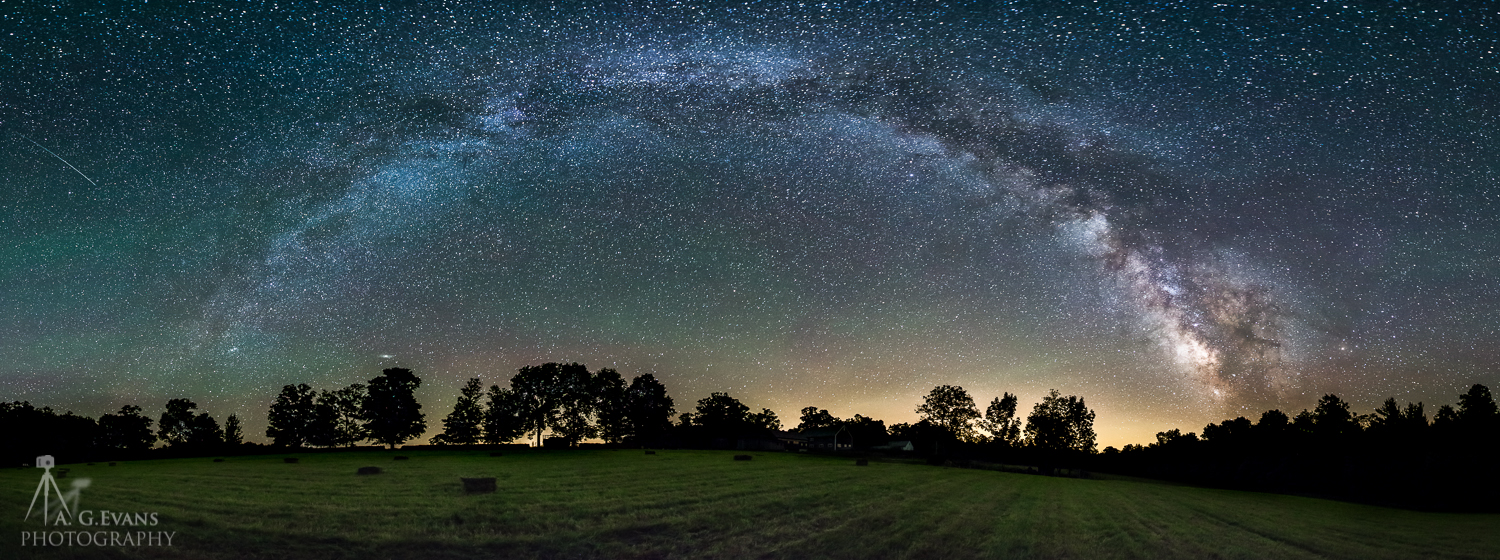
2;449;1497;559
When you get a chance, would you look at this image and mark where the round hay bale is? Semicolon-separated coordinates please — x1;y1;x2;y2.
357;466;383;475
461;477;497;494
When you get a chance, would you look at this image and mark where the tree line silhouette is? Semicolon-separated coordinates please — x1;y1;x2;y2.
265;368;429;449
1;399;244;465
260;364;680;450
3;362;1495;511
1093;385;1500;511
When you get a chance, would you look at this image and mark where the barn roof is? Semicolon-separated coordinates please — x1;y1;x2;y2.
798;426;847;438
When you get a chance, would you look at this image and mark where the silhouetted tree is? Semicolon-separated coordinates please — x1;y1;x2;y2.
689;392;751;432
362;368;427;449
1402;401;1427;428
553;363;599;445
1432;404;1459;429
435;378;485;445
267;383;316;448
1024;389;1097;454
482;385;527;444
223;414;244;446
796;407;839;432
1456;384;1498;427
308;383;367;448
1152;428;1199;450
843;414;889;449
98;404;155;452
625;374;674;447
1;402;99;464
1451;384;1498;462
186;413;223;447
60;411;99;456
980;393;1022;446
509;362;596;446
751;408;781;431
789;409;887;448
1257;409;1289;432
1368;398;1427;441
158;398;199;446
915;385;981;441
1292;408;1315;434
593;369;630;444
1370;398;1406;431
1202;417;1252;446
683;392;775;444
307;391;339;448
1311;394;1361;443
889;419;948;457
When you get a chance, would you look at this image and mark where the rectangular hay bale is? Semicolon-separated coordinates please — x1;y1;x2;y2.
461;477;497;494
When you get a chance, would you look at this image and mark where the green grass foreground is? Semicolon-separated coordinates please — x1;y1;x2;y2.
2;449;1497;559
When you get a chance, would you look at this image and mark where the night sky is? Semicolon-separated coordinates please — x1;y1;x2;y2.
3;1;1496;448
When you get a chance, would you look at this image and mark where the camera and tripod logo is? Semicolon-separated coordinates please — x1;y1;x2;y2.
20;455;176;548
25;455;86;526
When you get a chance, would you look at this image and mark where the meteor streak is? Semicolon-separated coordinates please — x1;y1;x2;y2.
17;134;98;186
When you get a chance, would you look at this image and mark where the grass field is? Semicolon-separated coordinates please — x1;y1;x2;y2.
2;448;1497;559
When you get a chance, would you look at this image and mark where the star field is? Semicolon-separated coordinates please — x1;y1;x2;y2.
2;1;1496;447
